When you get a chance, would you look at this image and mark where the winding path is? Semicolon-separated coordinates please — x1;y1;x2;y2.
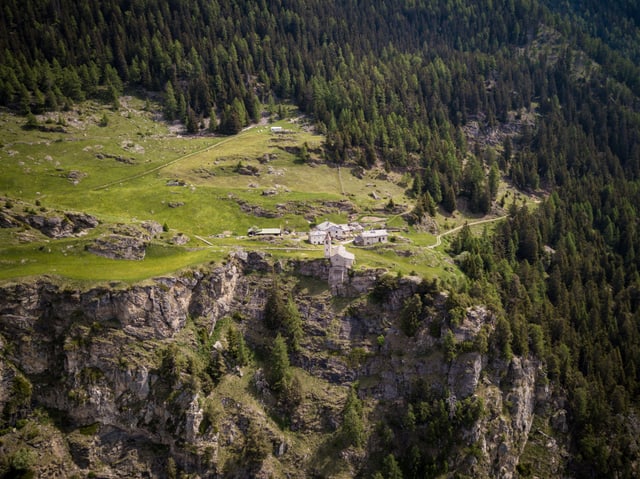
427;215;507;249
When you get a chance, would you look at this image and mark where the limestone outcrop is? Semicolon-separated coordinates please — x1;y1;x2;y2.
0;254;555;478
9;211;99;238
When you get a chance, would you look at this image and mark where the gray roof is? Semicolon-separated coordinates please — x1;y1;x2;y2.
360;229;388;237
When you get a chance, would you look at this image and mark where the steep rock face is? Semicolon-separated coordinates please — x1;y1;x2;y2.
0;256;548;478
0;262;242;421
355;303;543;478
0;277;194;342
467;357;541;479
0;262;245;477
448;352;483;399
189;260;243;324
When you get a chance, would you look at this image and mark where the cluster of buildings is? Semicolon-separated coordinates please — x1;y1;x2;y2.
246;220;389;290
312;220;389;285
246;221;389;250
308;221;388;246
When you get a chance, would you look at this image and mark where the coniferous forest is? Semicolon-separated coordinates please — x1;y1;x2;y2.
2;0;640;477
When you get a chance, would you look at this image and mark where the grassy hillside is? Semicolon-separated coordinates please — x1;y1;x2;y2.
1;97;518;284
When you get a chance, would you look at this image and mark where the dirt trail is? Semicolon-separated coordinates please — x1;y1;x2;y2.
427;215;507;249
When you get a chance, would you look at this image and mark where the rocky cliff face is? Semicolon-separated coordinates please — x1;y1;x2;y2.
0;259;243;477
0;253;564;478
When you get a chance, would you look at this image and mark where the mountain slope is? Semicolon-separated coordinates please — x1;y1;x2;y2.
1;0;640;477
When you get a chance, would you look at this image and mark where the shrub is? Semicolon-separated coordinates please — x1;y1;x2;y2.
371;274;398;303
3;374;32;423
24;111;39;129
79;423;100;436
443;330;457;361
244;420;271;467
6;448;35;478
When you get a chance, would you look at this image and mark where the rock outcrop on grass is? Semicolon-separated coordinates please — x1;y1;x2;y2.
16;211;99;238
85;223;163;260
1;199;99;238
86;234;148;260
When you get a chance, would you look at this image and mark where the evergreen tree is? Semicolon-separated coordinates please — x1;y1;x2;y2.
185;107;198;133
411;175;423;198
266;333;290;392
177;93;187;123
401;294;423;337
164;81;178;120
283;297;303;352
425;171;442;204
264;282;287;330
227;326;249;367
488;162;500;200
442;184;457;213
299;142;311;163
208;107;217;133
109;84;120;111
381;454;403;479
218;103;242;135
340;386;365;448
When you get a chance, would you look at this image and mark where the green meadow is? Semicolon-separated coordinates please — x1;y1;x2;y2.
0;98;506;284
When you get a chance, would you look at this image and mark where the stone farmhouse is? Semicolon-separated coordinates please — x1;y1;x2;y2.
308;229;329;245
354;229;388;246
309;221;363;243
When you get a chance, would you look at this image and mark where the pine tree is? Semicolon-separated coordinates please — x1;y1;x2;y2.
381;454;403;479
401;294;423;337
424;191;437;216
411;175;423;198
340;386;365;448
185;107;198;133
442;184;457;213
264;283;287;330
218;103;242;134
164;81;178;120
227;326;249;367
299;142;311;163
208;107;217;133
177;93;187;123
488;162;500;200
109;84;120;111
267;334;290;392
283;297;303;352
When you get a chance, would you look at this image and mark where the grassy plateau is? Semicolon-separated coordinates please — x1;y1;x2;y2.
0;97;525;284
